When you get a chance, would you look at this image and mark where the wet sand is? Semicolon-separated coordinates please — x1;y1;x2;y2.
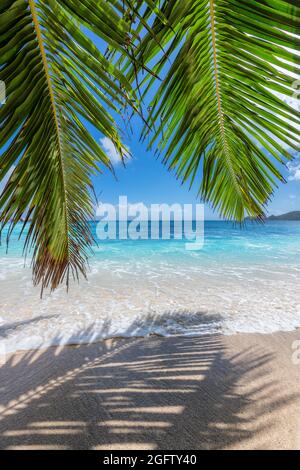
0;330;299;450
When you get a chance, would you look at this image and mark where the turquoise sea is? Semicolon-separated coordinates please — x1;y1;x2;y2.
1;221;300;353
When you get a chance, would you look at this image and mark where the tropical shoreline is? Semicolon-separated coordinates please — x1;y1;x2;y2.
2;220;300;353
0;330;299;450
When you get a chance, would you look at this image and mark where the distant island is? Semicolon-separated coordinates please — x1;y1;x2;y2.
267;211;300;221
246;211;300;221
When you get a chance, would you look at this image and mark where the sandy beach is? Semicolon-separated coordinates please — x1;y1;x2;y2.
0;330;299;450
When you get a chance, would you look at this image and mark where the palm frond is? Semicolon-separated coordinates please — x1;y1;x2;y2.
0;0;136;291
126;0;300;221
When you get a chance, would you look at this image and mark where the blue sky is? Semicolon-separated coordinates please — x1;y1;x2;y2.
82;22;300;221
91;113;300;220
87;33;300;221
2;24;299;222
1;111;299;220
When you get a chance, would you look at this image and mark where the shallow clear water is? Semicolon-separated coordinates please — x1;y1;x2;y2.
1;221;300;353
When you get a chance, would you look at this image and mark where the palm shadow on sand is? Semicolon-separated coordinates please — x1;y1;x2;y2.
0;311;298;450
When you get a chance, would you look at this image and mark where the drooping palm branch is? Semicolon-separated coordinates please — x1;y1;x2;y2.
1;1;300;292
124;0;300;221
0;0;137;291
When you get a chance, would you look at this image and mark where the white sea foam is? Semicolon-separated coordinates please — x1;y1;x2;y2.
0;253;300;354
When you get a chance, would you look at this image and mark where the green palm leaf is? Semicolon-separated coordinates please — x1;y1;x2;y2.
0;0;136;291
125;0;300;221
1;1;300;292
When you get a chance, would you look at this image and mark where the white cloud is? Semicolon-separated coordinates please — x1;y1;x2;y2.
287;162;300;181
262;87;300;150
100;137;131;165
284;90;300;118
250;89;300;152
